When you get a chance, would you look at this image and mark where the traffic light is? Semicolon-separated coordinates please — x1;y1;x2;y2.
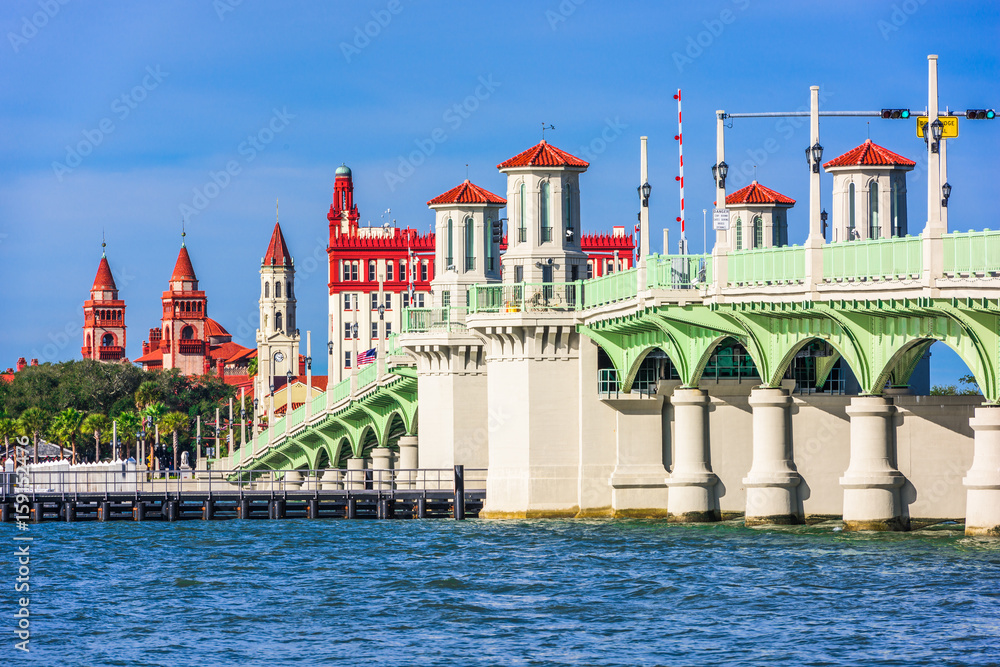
965;109;996;120
880;109;911;119
491;219;503;243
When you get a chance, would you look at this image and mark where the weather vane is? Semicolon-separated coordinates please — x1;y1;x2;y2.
542;123;555;140
181;218;186;246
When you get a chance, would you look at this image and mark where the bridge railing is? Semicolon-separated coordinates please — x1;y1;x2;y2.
289;404;306;428
357;362;378;388
403;307;468;333
943;229;1000;277
310;392;326;415
331;377;350;403
822;235;922;281
647;253;712;289
582;270;637;308
469;282;580;313
728;245;805;285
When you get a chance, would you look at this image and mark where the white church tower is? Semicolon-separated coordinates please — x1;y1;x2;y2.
497;140;590;284
256;219;300;402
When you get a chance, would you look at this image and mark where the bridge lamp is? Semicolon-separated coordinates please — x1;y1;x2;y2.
305;354;312;371
378;304;385;321
930;119;944;154
942;182;952;208
286;370;293;385
351;323;359;339
253;398;259;412
712;162;728;189
810;142;824;173
820;209;828;238
638;181;651;207
327;340;333;355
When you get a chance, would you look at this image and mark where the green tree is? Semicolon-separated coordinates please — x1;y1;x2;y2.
116;411;140;459
51;408;85;463
247;357;258;378
135;380;161;411
18;407;50;463
82;413;112;462
0;417;17;461
159;412;189;470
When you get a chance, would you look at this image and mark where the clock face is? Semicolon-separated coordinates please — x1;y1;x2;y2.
274;351;284;363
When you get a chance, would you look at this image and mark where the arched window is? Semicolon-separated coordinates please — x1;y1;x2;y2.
849;182;856;240
891;180;900;236
368;260;376;282
564;183;574;239
869;181;880;239
446;218;454;268
275;312;283;332
484;217;494;271
275;281;282;298
518;183;526;243
753;216;763;249
465;216;475;271
86;333;91;347
102;333;114;347
735;218;742;250
181;325;194;340
540;181;552;242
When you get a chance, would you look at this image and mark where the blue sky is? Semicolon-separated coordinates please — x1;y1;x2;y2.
1;1;997;383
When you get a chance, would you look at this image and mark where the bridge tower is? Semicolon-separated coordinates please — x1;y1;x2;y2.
256;218;300;404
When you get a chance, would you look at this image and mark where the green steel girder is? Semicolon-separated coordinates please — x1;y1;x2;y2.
581;298;1000;403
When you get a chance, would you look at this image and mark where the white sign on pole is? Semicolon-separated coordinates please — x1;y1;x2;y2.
713;208;730;231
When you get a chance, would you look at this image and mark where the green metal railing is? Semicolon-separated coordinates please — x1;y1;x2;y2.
403;307;468;333
310;392;326;415
384;333;403;357
943;229;1000;276
357;362;378;388
469;282;580;314
597;365;658;396
647;253;712;289
581;270;637;308
728;245;805;285
331;378;350;403
822;235;922;281
289;404;306;428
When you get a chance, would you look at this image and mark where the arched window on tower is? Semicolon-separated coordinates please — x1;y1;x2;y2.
86;333;91;348
265;282;269;298
564;183;574;242
849;182;856;240
275;281;282;298
753;216;763;249
518;183;527;243
102;333;114;347
275;312;283;332
446;218;454;268
869;181;880;239
540;182;552;242
465;216;475;271
181;326;194;340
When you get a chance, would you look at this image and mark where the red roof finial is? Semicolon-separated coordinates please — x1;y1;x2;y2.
171;245;198;282
264;221;292;266
92;255;117;291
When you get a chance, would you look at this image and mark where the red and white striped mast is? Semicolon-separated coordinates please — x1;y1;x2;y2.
674;89;687;255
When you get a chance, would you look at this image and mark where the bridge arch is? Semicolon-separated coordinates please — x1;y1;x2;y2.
357;425;379;459
383;412;407;449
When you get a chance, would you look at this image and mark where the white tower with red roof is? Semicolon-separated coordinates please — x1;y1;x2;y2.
256;219;300;400
426;179;505;308
823;139;915;242
724;181;796;251
496;140;590;284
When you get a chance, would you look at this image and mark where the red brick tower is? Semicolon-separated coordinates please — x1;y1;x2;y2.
160;235;209;376
82;244;127;361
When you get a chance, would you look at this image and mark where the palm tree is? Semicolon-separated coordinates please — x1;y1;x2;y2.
18;407;50;463
247;357;258;378
158;412;189;470
82;413;112;462
0;417;17;462
141;402;166;467
52;408;85;464
116;411;140;459
134;380;161;411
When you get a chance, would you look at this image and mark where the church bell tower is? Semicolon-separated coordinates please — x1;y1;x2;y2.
256;215;300;402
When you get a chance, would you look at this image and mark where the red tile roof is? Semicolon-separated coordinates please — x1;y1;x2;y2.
205;318;231;338
134;347;164;363
92;255;117;290
264;221;292;266
497;140;589;169
726;181;796;205
171;246;198;281
427;180;507;206
823;139;916;168
210;341;251;362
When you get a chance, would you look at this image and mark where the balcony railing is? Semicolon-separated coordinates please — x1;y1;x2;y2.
728;245;805;285
403;307;468;333
469;282;579;314
97;346;125;361
822;235;922;282
177;340;204;354
943;229;1000;277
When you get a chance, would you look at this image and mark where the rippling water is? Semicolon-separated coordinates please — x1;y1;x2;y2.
5;519;1000;666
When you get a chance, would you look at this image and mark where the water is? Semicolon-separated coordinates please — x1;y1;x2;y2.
4;519;999;666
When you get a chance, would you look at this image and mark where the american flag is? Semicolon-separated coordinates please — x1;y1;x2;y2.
357;348;377;366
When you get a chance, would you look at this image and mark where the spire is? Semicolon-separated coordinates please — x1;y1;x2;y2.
171;245;198;281
264;221;292;266
92;255;117;291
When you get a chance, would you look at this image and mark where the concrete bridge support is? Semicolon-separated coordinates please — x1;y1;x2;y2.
964;406;1000;536
666;388;719;522
606;395;670;517
371;446;393;490
840;396;908;531
345;457;365;490
744;388;802;526
397;435;418;489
